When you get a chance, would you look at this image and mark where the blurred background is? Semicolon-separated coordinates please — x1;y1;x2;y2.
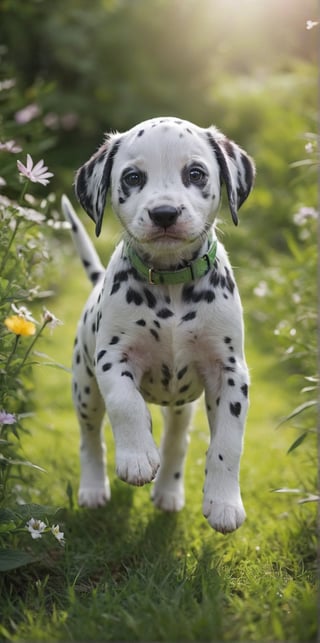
0;0;317;258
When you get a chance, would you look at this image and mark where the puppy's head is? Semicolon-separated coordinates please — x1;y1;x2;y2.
75;117;255;256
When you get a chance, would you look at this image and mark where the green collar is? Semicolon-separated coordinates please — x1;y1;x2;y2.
125;238;217;285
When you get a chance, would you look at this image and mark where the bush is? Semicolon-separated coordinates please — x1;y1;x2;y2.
0;73;66;570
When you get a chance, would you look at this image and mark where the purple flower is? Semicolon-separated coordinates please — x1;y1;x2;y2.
0;411;16;425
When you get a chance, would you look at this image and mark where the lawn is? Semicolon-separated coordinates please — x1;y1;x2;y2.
1;222;316;642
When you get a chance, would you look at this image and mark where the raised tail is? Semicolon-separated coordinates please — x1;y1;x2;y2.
61;195;104;286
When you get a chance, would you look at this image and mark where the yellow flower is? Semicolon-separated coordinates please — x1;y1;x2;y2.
4;315;36;337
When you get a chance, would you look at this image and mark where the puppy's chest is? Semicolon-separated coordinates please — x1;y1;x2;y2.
101;277;214;405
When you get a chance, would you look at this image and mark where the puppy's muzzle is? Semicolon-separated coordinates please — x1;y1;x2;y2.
148;205;181;230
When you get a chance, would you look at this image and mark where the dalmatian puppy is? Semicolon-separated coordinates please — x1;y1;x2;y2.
62;116;255;534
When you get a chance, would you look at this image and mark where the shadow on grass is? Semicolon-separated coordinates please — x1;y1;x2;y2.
57;484;224;641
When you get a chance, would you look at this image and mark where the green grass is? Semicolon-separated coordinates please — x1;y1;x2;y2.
0;229;317;642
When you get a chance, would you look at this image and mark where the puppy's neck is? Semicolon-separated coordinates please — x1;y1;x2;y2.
126;233;214;272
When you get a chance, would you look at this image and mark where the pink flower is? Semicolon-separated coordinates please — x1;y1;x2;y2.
0;139;22;153
15;103;40;124
17;154;54;186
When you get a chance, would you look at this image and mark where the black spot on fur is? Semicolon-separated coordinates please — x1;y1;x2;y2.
126;288;143;306
109;336;119;345
144;288;157;309
225;267;235;294
150;328;160;341
181;310;197;322
228;378;235;386
182;284;215;305
121;371;134;380
90;271;102;285
111;282;120;295
177;366;188;380
230;402;241;417
174;472;181;479
136;319;146;326
224;336;232;344
241;383;248;398
157;308;174;319
218;454;224;461
102;362;112;372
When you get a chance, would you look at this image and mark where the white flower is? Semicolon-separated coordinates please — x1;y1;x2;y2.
17;154;54;186
26;518;46;539
293;206;318;226
305;142;314;154
51;524;65;545
0;139;22;153
306;20;319;30
253;280;269;298
42;308;63;333
11;304;37;323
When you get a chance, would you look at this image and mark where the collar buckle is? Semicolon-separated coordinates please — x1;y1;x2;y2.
148;267;155;285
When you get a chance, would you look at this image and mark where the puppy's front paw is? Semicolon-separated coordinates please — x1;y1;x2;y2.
202;496;246;534
78;479;111;508
151;486;185;512
116;446;160;486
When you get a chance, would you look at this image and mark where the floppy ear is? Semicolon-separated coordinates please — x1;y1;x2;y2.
207;130;255;225
75;135;121;237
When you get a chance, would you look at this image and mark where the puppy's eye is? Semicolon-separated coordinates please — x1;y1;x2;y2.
188;166;207;185
122;169;143;187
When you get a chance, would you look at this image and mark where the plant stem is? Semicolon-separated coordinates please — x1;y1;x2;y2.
14;321;48;375
5;334;20;371
0;218;21;275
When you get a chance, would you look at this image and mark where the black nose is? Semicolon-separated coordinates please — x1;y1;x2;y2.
148;205;180;229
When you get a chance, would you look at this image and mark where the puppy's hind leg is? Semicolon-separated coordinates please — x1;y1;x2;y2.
72;363;110;508
151;403;195;512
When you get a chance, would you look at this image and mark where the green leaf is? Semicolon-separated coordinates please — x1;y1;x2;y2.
277;400;317;427
0;549;38;572
0;521;16;533
6;503;61;521
287;432;308;454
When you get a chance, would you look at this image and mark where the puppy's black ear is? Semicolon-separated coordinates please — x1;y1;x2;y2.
75;135;121;237
207;129;255;225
